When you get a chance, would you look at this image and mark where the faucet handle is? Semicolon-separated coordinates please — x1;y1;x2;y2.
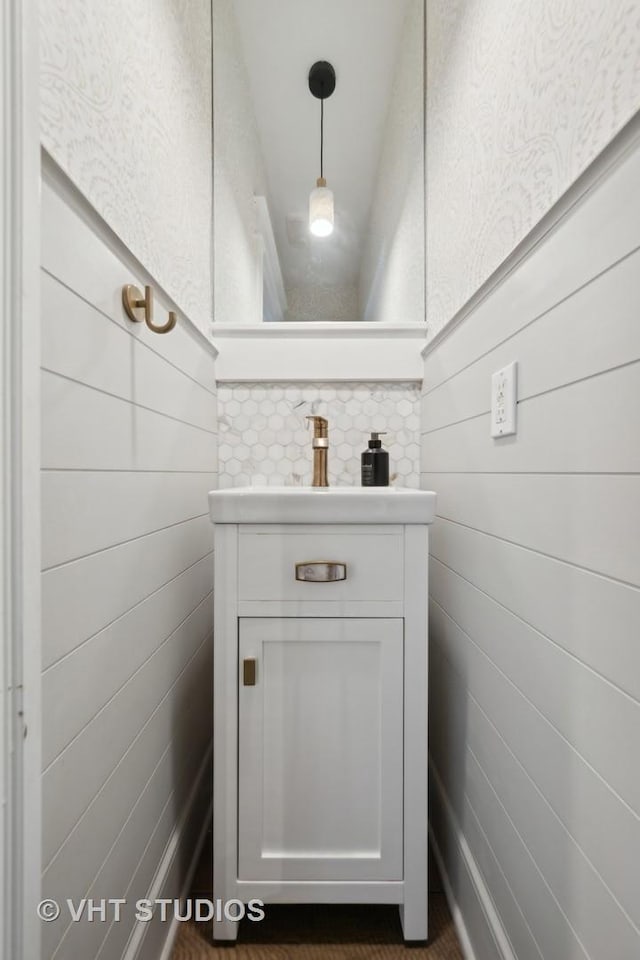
306;415;328;438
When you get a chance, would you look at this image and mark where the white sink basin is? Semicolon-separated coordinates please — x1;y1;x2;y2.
208;485;437;524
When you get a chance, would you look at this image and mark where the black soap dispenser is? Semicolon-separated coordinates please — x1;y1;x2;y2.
361;432;389;486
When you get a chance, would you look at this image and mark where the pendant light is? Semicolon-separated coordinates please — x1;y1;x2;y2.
308;61;336;238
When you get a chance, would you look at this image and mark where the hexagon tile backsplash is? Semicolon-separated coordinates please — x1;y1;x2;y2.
218;383;421;489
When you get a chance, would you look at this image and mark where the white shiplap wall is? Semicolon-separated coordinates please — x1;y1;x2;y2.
423;128;640;960
40;158;217;960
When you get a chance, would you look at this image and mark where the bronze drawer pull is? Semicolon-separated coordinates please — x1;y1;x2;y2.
295;561;347;582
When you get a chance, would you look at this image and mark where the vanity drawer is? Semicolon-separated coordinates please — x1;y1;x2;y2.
238;526;404;602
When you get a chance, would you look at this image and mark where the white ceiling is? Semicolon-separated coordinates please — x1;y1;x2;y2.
233;0;410;292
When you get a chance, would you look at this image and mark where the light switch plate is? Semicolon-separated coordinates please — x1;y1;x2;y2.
491;362;517;437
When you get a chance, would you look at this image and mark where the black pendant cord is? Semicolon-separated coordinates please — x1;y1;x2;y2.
320;97;324;179
308;61;335;180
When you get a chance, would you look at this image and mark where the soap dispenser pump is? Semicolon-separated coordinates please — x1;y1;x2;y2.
361;432;389;487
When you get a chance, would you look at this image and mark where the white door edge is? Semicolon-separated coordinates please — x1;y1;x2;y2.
0;2;42;958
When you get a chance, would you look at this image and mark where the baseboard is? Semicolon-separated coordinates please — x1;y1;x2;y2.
429;821;479;960
156;796;213;960
429;758;515;960
124;745;213;960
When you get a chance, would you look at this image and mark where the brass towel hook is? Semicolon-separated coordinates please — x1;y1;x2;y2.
122;284;177;334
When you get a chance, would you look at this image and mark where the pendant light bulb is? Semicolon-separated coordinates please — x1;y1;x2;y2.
309;176;334;237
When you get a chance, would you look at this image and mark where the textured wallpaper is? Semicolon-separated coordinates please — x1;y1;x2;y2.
212;0;269;325
285;283;359;323
360;0;425;323
39;0;213;334
218;383;421;488
426;0;640;338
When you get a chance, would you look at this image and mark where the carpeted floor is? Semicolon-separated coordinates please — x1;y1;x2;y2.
171;834;463;959
172;896;463;959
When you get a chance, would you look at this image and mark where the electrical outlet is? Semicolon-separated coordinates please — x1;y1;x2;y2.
491;362;517;437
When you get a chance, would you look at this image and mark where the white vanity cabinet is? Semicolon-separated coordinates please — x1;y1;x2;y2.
209;489;435;943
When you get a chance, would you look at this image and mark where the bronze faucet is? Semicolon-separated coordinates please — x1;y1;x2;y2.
306;416;329;487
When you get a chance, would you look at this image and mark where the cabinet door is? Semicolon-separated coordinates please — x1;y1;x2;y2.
238;617;403;881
